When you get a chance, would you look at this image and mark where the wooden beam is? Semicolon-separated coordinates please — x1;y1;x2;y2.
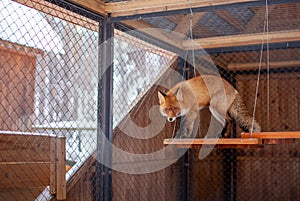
241;131;300;139
16;0;260;19
182;29;300;49
64;0;106;16
106;0;259;18
15;0;99;31
56;137;66;200
243;7;266;33
173;12;206;35
228;60;300;70
50;137;56;195
243;6;276;34
114;30;177;57
122;20;184;49
214;10;245;30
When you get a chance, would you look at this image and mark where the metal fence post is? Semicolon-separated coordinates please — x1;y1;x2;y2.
97;16;114;201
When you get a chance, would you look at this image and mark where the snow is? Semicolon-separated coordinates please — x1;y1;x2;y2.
0;0;64;54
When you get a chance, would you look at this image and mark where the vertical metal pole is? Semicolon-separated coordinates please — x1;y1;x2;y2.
97;16;114;201
180;152;188;201
188;149;194;201
231;74;237;201
223;147;231;201
179;57;188;201
222;70;232;201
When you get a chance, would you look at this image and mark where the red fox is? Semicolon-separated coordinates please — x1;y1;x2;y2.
158;75;261;138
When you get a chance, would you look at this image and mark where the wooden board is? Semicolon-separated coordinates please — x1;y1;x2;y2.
56;137;66;200
241;131;300;139
241;132;300;145
183;29;300;49
0;131;66;200
0;163;50;189
105;0;259;17
227;60;300;71
0;133;52;162
164;138;262;148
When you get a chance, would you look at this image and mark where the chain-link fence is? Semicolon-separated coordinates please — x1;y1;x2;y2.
1;0;300;201
0;0;100;200
191;48;300;201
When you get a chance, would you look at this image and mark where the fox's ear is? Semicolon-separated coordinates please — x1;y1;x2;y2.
174;88;183;102
158;91;166;104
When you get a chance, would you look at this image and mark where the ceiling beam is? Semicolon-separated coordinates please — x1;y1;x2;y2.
64;0;106;16
16;0;99;31
214;10;245;30
173;12;205;35
182;29;300;49
105;0;259;18
122;20;185;49
228;60;300;70
58;0;298;21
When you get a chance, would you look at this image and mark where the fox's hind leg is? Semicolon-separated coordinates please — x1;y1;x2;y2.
228;94;261;132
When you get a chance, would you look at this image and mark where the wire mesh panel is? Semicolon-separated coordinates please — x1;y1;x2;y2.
0;0;100;200
1;0;300;201
178;47;300;201
117;3;299;201
111;29;180;201
189;4;300;201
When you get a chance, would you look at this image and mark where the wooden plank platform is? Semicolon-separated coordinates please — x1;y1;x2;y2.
163;138;263;148
164;132;300;148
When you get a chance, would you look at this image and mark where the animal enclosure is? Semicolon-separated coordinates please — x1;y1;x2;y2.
0;0;300;201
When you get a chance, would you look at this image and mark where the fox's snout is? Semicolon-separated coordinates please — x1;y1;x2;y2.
167;117;176;122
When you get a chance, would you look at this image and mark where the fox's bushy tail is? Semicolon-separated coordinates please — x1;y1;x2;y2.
228;94;261;132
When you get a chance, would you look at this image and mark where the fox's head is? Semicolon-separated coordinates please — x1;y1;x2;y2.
157;89;183;122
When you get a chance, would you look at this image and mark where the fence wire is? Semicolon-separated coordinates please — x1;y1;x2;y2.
1;1;300;201
0;0;99;200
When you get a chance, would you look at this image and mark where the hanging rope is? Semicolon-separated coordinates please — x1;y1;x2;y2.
251;0;270;135
186;0;196;76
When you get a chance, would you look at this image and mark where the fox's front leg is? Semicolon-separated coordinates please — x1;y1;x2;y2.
176;109;199;138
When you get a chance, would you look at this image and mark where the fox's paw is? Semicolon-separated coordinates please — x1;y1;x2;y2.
175;128;187;138
176;127;193;139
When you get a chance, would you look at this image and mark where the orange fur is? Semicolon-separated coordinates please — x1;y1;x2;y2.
158;75;261;138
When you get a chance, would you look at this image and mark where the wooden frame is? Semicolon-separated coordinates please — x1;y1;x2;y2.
16;0;300;53
61;0;106;16
15;0;99;31
182;29;300;49
0;131;66;200
27;0;258;18
227;60;300;71
105;0;259;17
